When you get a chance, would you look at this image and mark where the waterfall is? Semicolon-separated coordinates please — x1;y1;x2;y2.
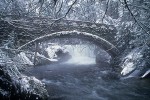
64;44;96;65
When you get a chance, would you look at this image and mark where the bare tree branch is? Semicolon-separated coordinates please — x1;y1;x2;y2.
102;0;110;23
56;0;63;18
50;0;78;26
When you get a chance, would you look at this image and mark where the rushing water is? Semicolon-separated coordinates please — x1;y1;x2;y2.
24;62;150;100
23;43;150;100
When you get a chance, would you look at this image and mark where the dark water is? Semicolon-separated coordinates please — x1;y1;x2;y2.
24;63;150;100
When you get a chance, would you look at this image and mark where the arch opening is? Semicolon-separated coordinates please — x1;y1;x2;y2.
41;38;112;65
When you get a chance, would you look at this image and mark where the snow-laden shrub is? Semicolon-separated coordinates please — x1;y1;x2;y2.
0;49;49;100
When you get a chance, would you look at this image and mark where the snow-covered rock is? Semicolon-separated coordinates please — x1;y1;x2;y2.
13;52;33;66
120;45;150;78
46;45;71;62
121;62;134;76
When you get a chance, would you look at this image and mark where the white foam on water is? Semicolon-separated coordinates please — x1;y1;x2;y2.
64;44;96;65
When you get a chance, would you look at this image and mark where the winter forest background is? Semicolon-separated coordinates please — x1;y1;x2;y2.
0;0;150;54
0;0;150;100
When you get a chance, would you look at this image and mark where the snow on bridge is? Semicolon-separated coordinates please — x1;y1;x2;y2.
18;31;119;58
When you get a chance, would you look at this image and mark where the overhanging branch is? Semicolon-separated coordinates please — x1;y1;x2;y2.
123;0;150;35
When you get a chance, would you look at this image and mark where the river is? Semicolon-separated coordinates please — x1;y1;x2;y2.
24;62;150;100
23;43;150;100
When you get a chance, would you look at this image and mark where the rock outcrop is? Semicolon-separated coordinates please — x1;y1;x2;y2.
0;49;49;100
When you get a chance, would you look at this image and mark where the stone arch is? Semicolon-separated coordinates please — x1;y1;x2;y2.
18;31;119;58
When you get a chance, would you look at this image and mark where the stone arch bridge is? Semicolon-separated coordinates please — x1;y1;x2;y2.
18;31;119;58
1;16;119;58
